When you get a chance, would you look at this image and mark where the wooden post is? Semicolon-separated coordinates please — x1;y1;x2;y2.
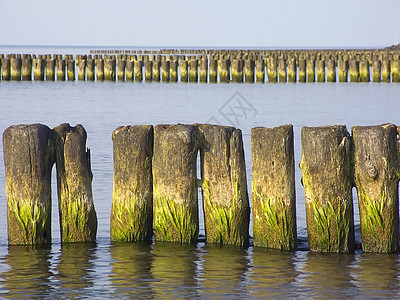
244;59;255;83
53;124;97;243
34;58;46;81
381;58;390;82
391;59;400;82
179;59;188;83
87;58;95;81
170;59;178;82
45;59;55;81
161;60;170;82
218;59;230;83
306;58;315;82
10;57;22;81
124;60;133;81
145;60;153;82
3;124;55;245
255;58;265;83
287;57;296;83
199;58;208;83
359;60;370;82
316;60;325;82
352;124;399;253
326;60;336;82
1;58;11;81
338;59;349;82
298;58;306;83
278;58;287;83
22;55;32;81
349;60;359;82
199;124;250;247
153;124;199;243
189;59;198;83
231;59;243;83
134;59;143;82
209;59;217;83
300;125;355;253
104;57;116;81
153;60;161;82
111;125;154;242
266;57;277;83
66;59;75;81
96;58;105;81
251;125;297;251
372;60;381;82
117;59;126;81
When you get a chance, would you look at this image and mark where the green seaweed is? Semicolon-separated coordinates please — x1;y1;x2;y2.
359;187;386;241
60;193;90;242
252;189;293;250
153;189;198;244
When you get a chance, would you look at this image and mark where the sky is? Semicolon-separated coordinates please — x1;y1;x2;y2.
0;0;399;48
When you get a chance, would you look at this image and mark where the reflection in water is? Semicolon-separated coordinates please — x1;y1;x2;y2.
0;245;53;297
150;242;201;298
300;252;357;297
248;248;299;298
56;243;96;298
200;244;251;298
353;253;400;297
110;242;154;297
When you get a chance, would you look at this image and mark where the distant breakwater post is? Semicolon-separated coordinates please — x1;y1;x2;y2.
3;122;400;253
3;123;97;245
1;49;400;83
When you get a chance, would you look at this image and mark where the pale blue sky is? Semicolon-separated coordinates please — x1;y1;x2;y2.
1;0;399;48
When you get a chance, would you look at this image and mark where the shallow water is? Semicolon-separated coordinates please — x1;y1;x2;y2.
1;75;400;297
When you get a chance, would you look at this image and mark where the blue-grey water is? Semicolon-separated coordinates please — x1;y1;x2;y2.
1;46;400;298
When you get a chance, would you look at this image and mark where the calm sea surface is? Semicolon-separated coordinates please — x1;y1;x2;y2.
1;46;400;298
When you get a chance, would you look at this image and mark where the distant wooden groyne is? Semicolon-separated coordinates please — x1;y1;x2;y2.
3;123;400;254
1;48;400;83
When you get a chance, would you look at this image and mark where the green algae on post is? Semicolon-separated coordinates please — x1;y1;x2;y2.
300;125;355;253
54;124;97;243
110;125;154;242
251;125;297;251
199;124;250;247
352;124;399;253
153;124;199;243
3;124;55;245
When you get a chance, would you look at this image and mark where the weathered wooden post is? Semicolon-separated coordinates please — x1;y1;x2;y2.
199;124;250;247
96;58;105;81
153;60;161;82
372;60;381;82
145;60;153;82
56;58;66;81
87;58;95;81
199;58;208;83
111;125;154;242
306;58;315;82
300;125;355;253
179;59;188;83
2;58;11;81
34;58;46;81
231;59;243;83
218;59;230;83
161;59;170;82
78;58;86;81
189;58;198;83
287;57;296;83
352;124;399;253
244;59;255;83
134;59;143;82
117;59;126;81
66;59;75;81
266;57;277;83
349;60;359;82
170;59;178;82
338;59;349;82
298;58;306;83
316;60;325;82
105;57;116;81
53;123;97;243
153;124;199;243
209;59;217;83
255;58;265;83
326;60;336;82
125;60;134;81
44;59;55;81
278;58;287;83
359;60;370;82
381;58;390;82
391;59;400;82
251;125;297;250
3;124;55;245
22;55;32;81
10;57;22;81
